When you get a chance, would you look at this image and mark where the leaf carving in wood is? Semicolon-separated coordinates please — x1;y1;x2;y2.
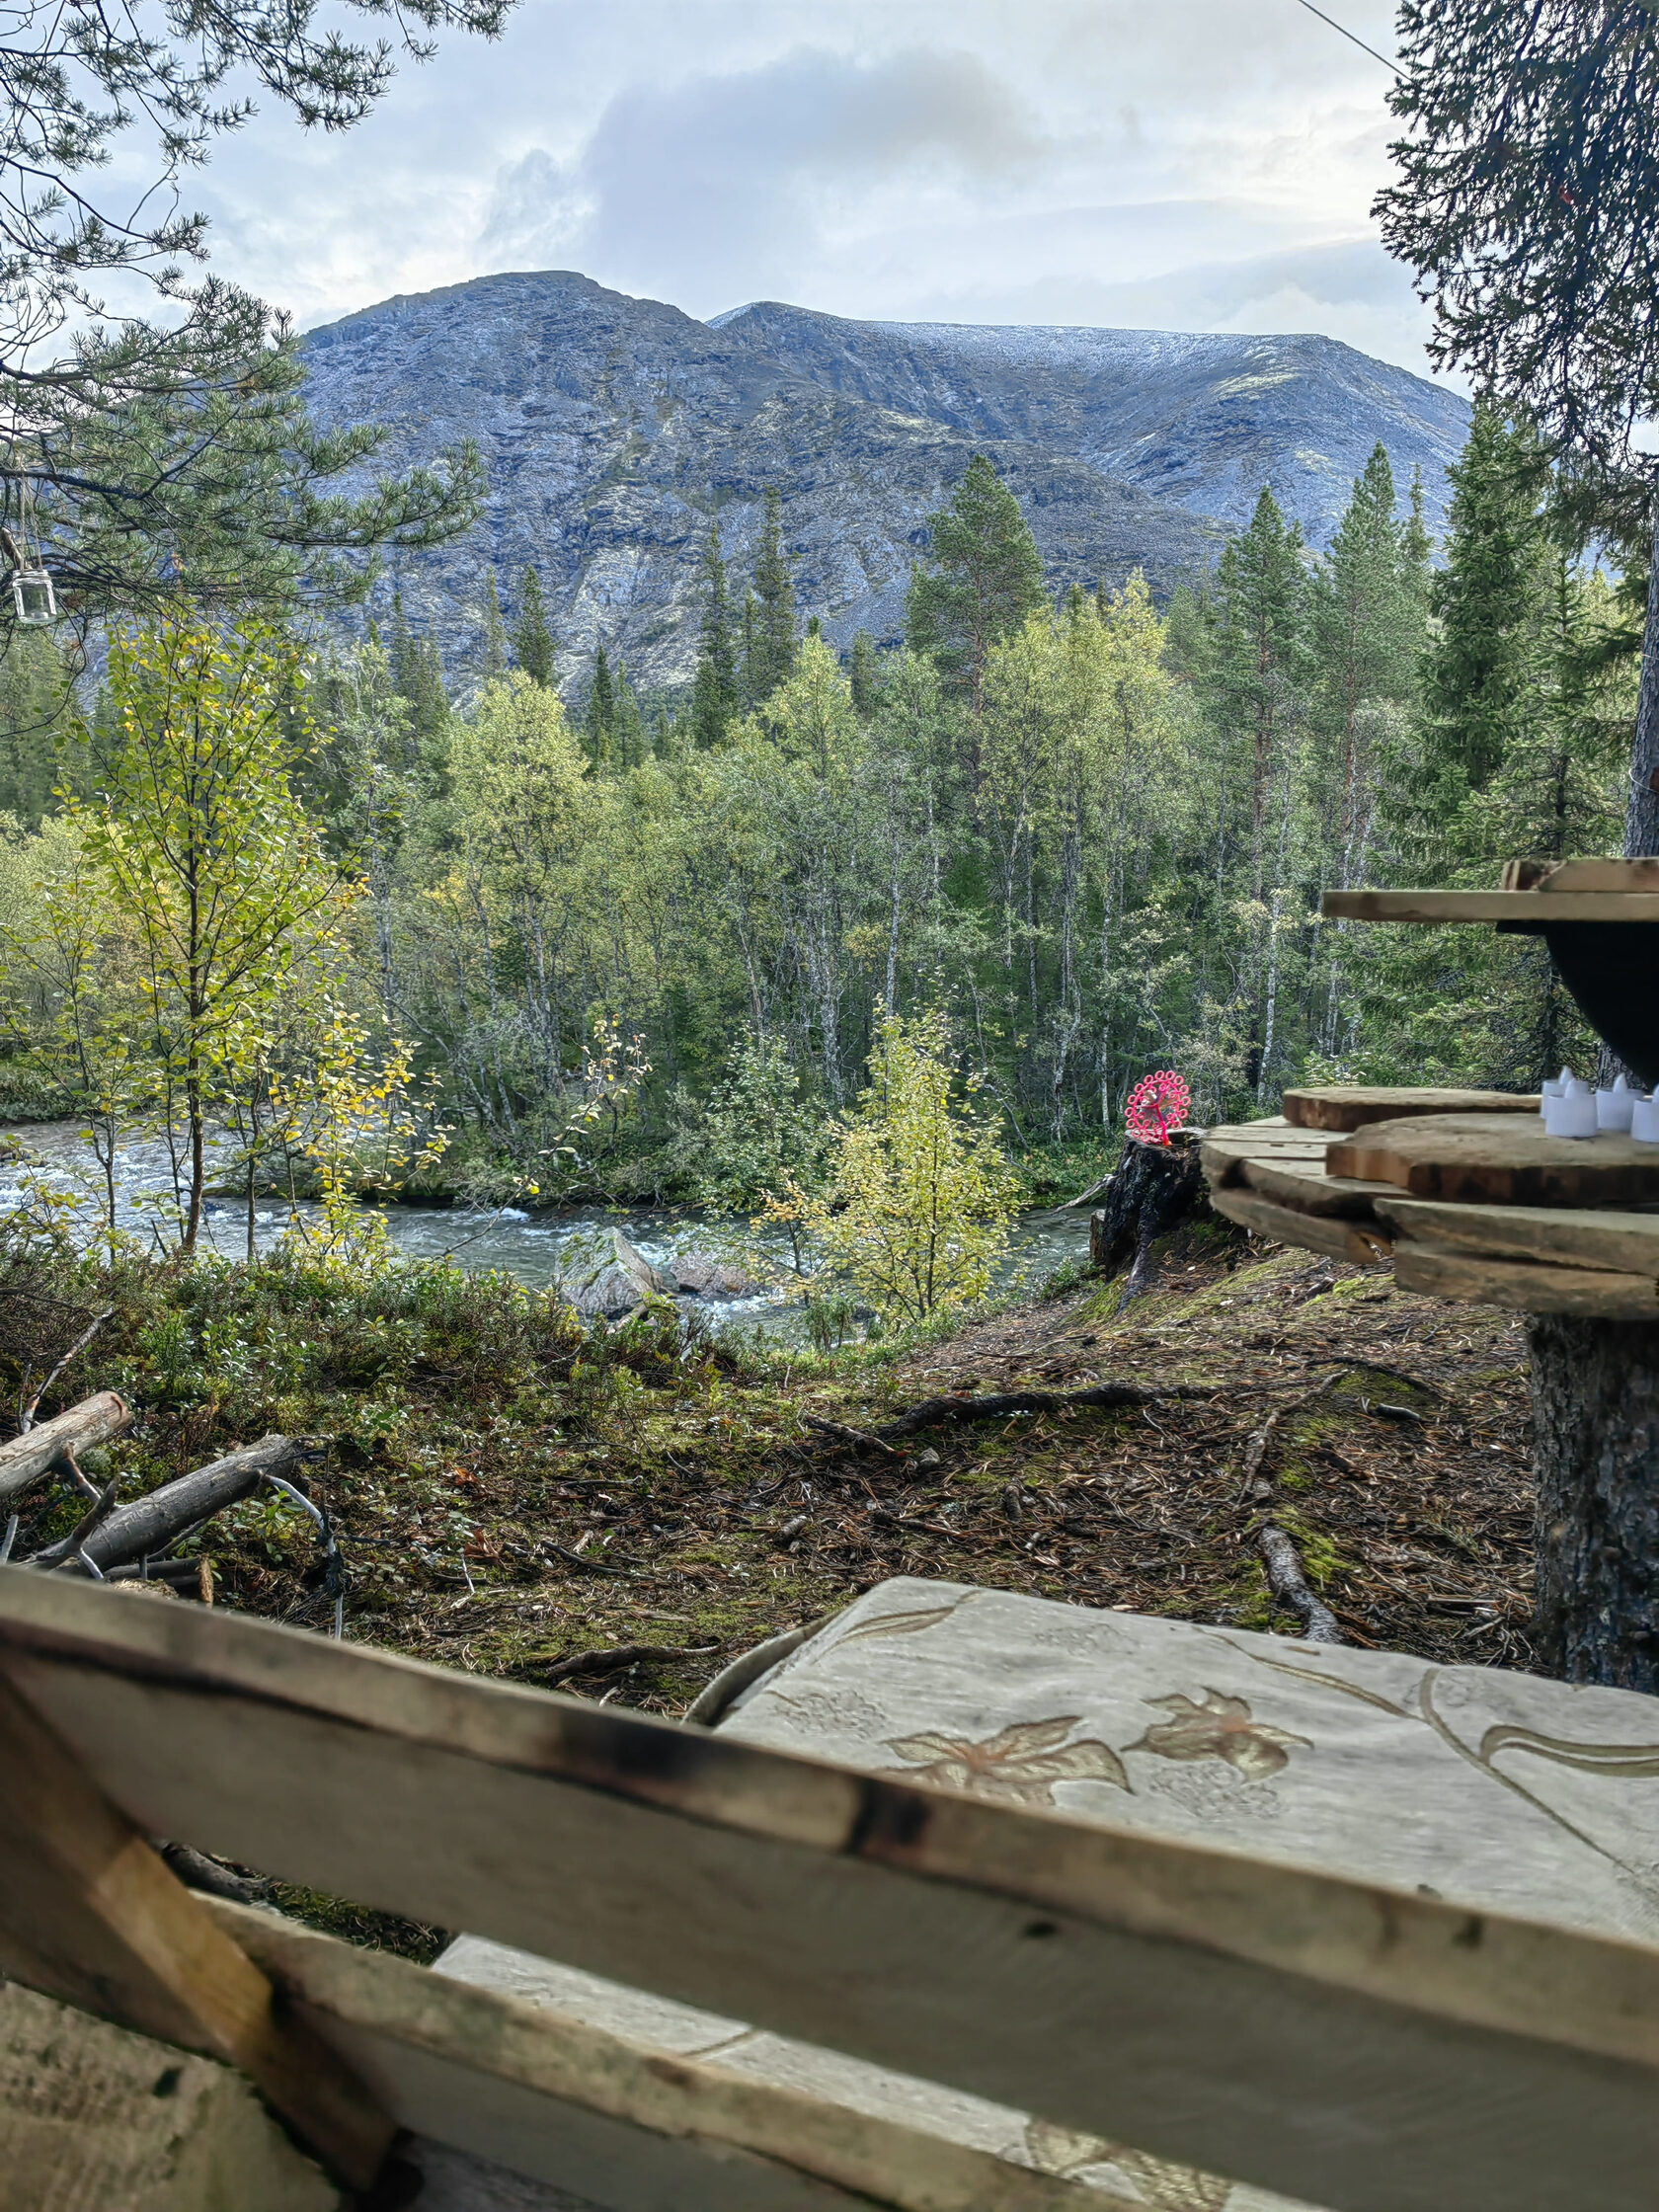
880;1715;1130;1804
834;1599;968;1646
1127;1690;1311;1780
1477;1722;1659;1778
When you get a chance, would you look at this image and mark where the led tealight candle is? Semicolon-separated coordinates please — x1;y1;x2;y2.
1546;1080;1599;1139
1540;1066;1572;1118
1598;1073;1635;1133
1633;1094;1659;1145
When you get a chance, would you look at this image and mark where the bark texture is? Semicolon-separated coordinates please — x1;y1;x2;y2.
1089;1135;1212;1295
1621;505;1659;858
1528;1313;1659;1689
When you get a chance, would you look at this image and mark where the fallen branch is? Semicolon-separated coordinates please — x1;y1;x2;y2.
41;1435;302;1576
1259;1524;1345;1645
19;1308;113;1429
537;1641;716;1687
539;1539;641;1580
800;1413;900;1457
870;1382;1186;1443
0;1389;130;1506
27;1477;120;1571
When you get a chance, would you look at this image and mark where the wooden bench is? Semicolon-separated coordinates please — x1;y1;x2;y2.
4;1564;1659;2211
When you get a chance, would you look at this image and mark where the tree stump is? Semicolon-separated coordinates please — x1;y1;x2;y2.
1528;1314;1659;1690
1089;1133;1212;1297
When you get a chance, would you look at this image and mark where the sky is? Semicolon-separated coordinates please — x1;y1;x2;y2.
179;0;1441;378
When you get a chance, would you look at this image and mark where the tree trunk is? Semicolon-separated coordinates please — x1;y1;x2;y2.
1090;1134;1215;1296
1528;1315;1659;1689
1621;502;1659;857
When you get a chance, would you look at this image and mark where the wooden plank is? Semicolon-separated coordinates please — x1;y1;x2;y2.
1503;857;1659;892
5;1576;1656;2212
1283;1087;1540;1133
0;1981;339;2212
1200;1123;1335;1189
0;1671;392;2187
1326;1114;1659;1208
1210;1187;1391;1264
1392;1244;1659;1318
0;1391;129;1505
1322;889;1659;921
1239;1158;1396;1220
200;1899;1146;2212
1377;1199;1659;1278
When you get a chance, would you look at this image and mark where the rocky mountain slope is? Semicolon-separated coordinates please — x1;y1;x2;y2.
301;270;1467;693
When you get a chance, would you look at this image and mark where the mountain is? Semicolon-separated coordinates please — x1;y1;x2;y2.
711;302;1470;547
300;270;1468;694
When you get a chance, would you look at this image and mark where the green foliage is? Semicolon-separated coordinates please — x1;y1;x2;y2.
906;455;1047;708
794;1004;1022;1322
742;487;797;709
671;1031;829;1225
514;568;557;687
689;520;739;749
480;573;510;682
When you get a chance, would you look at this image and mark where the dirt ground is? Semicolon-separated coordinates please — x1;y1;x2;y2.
310;1230;1536;1713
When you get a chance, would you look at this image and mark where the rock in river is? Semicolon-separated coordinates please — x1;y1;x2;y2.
561;1230;672;1319
672;1250;757;1299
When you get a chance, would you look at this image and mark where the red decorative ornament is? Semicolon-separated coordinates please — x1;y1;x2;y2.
1125;1069;1190;1146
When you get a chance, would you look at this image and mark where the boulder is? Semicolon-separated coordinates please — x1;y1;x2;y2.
561;1229;671;1319
671;1250;757;1299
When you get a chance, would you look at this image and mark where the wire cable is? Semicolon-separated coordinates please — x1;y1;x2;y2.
1292;0;1401;76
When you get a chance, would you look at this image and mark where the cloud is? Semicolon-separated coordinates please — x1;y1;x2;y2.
481;45;1044;306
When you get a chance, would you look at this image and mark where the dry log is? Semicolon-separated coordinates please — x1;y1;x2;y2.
1258;1525;1345;1645
0;1391;129;1506
48;1436;302;1578
873;1381;1179;1443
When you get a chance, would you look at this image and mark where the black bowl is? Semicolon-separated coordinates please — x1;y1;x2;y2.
1503;918;1659;1086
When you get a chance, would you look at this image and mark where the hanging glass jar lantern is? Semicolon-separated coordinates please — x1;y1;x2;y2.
10;566;53;625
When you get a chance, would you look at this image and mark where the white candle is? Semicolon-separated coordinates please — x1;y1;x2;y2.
1632;1095;1659;1145
1598;1073;1635;1132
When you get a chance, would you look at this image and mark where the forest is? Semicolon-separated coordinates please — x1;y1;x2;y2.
0;410;1639;1250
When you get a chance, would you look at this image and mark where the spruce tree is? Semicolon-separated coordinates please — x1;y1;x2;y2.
847;630;882;718
610;657;647;768
1309;444;1427;887
587;645;615;765
689;518;738;749
0;630;82;824
1420;402;1552;806
905;454;1046;709
481;572;510;681
744;485;797;705
1209;487;1308;900
514;567;557;687
387;590;449;754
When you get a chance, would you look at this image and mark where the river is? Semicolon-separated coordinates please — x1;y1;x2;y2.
0;1121;1093;1338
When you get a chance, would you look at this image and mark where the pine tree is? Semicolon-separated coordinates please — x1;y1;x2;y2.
905;454;1047;710
744;485;796;706
689;518;738;749
481;572;510;682
847;630;882;718
514;567;557;687
587;645;615;765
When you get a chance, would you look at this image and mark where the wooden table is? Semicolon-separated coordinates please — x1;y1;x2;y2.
1202;1091;1659;1318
